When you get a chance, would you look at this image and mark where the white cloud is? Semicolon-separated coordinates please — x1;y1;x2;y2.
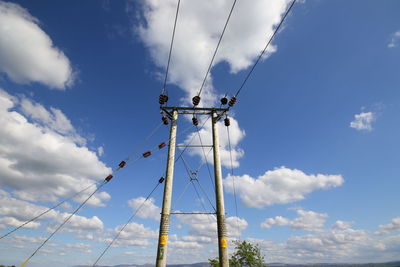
169;240;203;249
350;111;376;131
97;146;104;157
128;197;161;220
388;31;400;48
46;213;104;235
105;221;158;247
250;214;400;263
332;220;355;230
0;216;40;229
2;234;48;249
0;190;104;237
226;216;248;237
183;116;245;168
261;209;328;232
177;213;247;239
379;217;400;231
0;89;111;206
181;235;213;244
285;228;369;256
249;229;384;263
136;0;293;105
19;97;86;145
0;1;74;89
224;167;344;208
136;0;296;169
64;243;92;253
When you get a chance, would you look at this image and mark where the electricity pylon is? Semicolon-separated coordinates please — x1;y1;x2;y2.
155;106;229;267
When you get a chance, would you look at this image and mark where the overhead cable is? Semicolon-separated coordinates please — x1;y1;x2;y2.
195;125;215;189
20;180;108;267
161;0;181;100
92;178;164;266
234;0;297;98
195;0;238;101
0;182;98;240
226;124;240;233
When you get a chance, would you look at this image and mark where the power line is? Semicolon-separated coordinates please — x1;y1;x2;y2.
161;0;181;96
174;116;211;163
195;147;213;172
92;178;163;267
125;122;164;162
20;181;108;267
196;0;238;98
2;122;167;241
226;124;240;234
195;125;215;189
180;155;216;212
234;0;297;98
171;180;192;211
0;182;98;240
194;179;216;213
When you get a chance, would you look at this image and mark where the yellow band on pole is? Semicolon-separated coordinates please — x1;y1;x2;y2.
160;234;168;245
20;259;29;267
219;237;227;248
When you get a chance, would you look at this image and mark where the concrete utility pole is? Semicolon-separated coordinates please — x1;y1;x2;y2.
211;111;229;267
156;110;178;267
156;107;229;267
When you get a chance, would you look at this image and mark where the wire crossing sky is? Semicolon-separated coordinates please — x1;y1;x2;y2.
0;1;400;267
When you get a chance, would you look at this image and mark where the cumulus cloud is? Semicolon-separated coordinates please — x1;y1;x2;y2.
136;0;296;168
169;240;203;249
182;116;245;168
64;243;92;253
388;31;400;48
0;216;40;229
285;228;369;256
105;221;158;247
350;111;376;131
0;89;111;205
379;217;400;231
250;213;400;263
2;234;48;249
136;0;292;105
332;220;355;230
19;97;86;145
128;197;161;220
46;213;104;235
97;146;104;157
261;209;328;232
177;213;248;239
249;228;380;263
0;190;104;236
224;167;344;208
0;1;74;89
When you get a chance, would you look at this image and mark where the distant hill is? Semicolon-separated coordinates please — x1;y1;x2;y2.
267;262;400;267
74;261;400;267
73;263;209;267
269;262;400;267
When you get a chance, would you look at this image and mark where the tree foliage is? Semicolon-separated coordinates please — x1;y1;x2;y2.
209;240;267;267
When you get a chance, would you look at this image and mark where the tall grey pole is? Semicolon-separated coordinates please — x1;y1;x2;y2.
211;111;229;267
156;110;178;267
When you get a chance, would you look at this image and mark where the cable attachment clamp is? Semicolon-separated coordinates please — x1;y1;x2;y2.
228;96;237;107
159;94;169;105
224;117;230;127
221;97;228;105
192;95;201;106
192;117;199;126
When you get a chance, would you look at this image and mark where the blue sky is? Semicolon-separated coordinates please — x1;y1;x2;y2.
0;0;400;266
